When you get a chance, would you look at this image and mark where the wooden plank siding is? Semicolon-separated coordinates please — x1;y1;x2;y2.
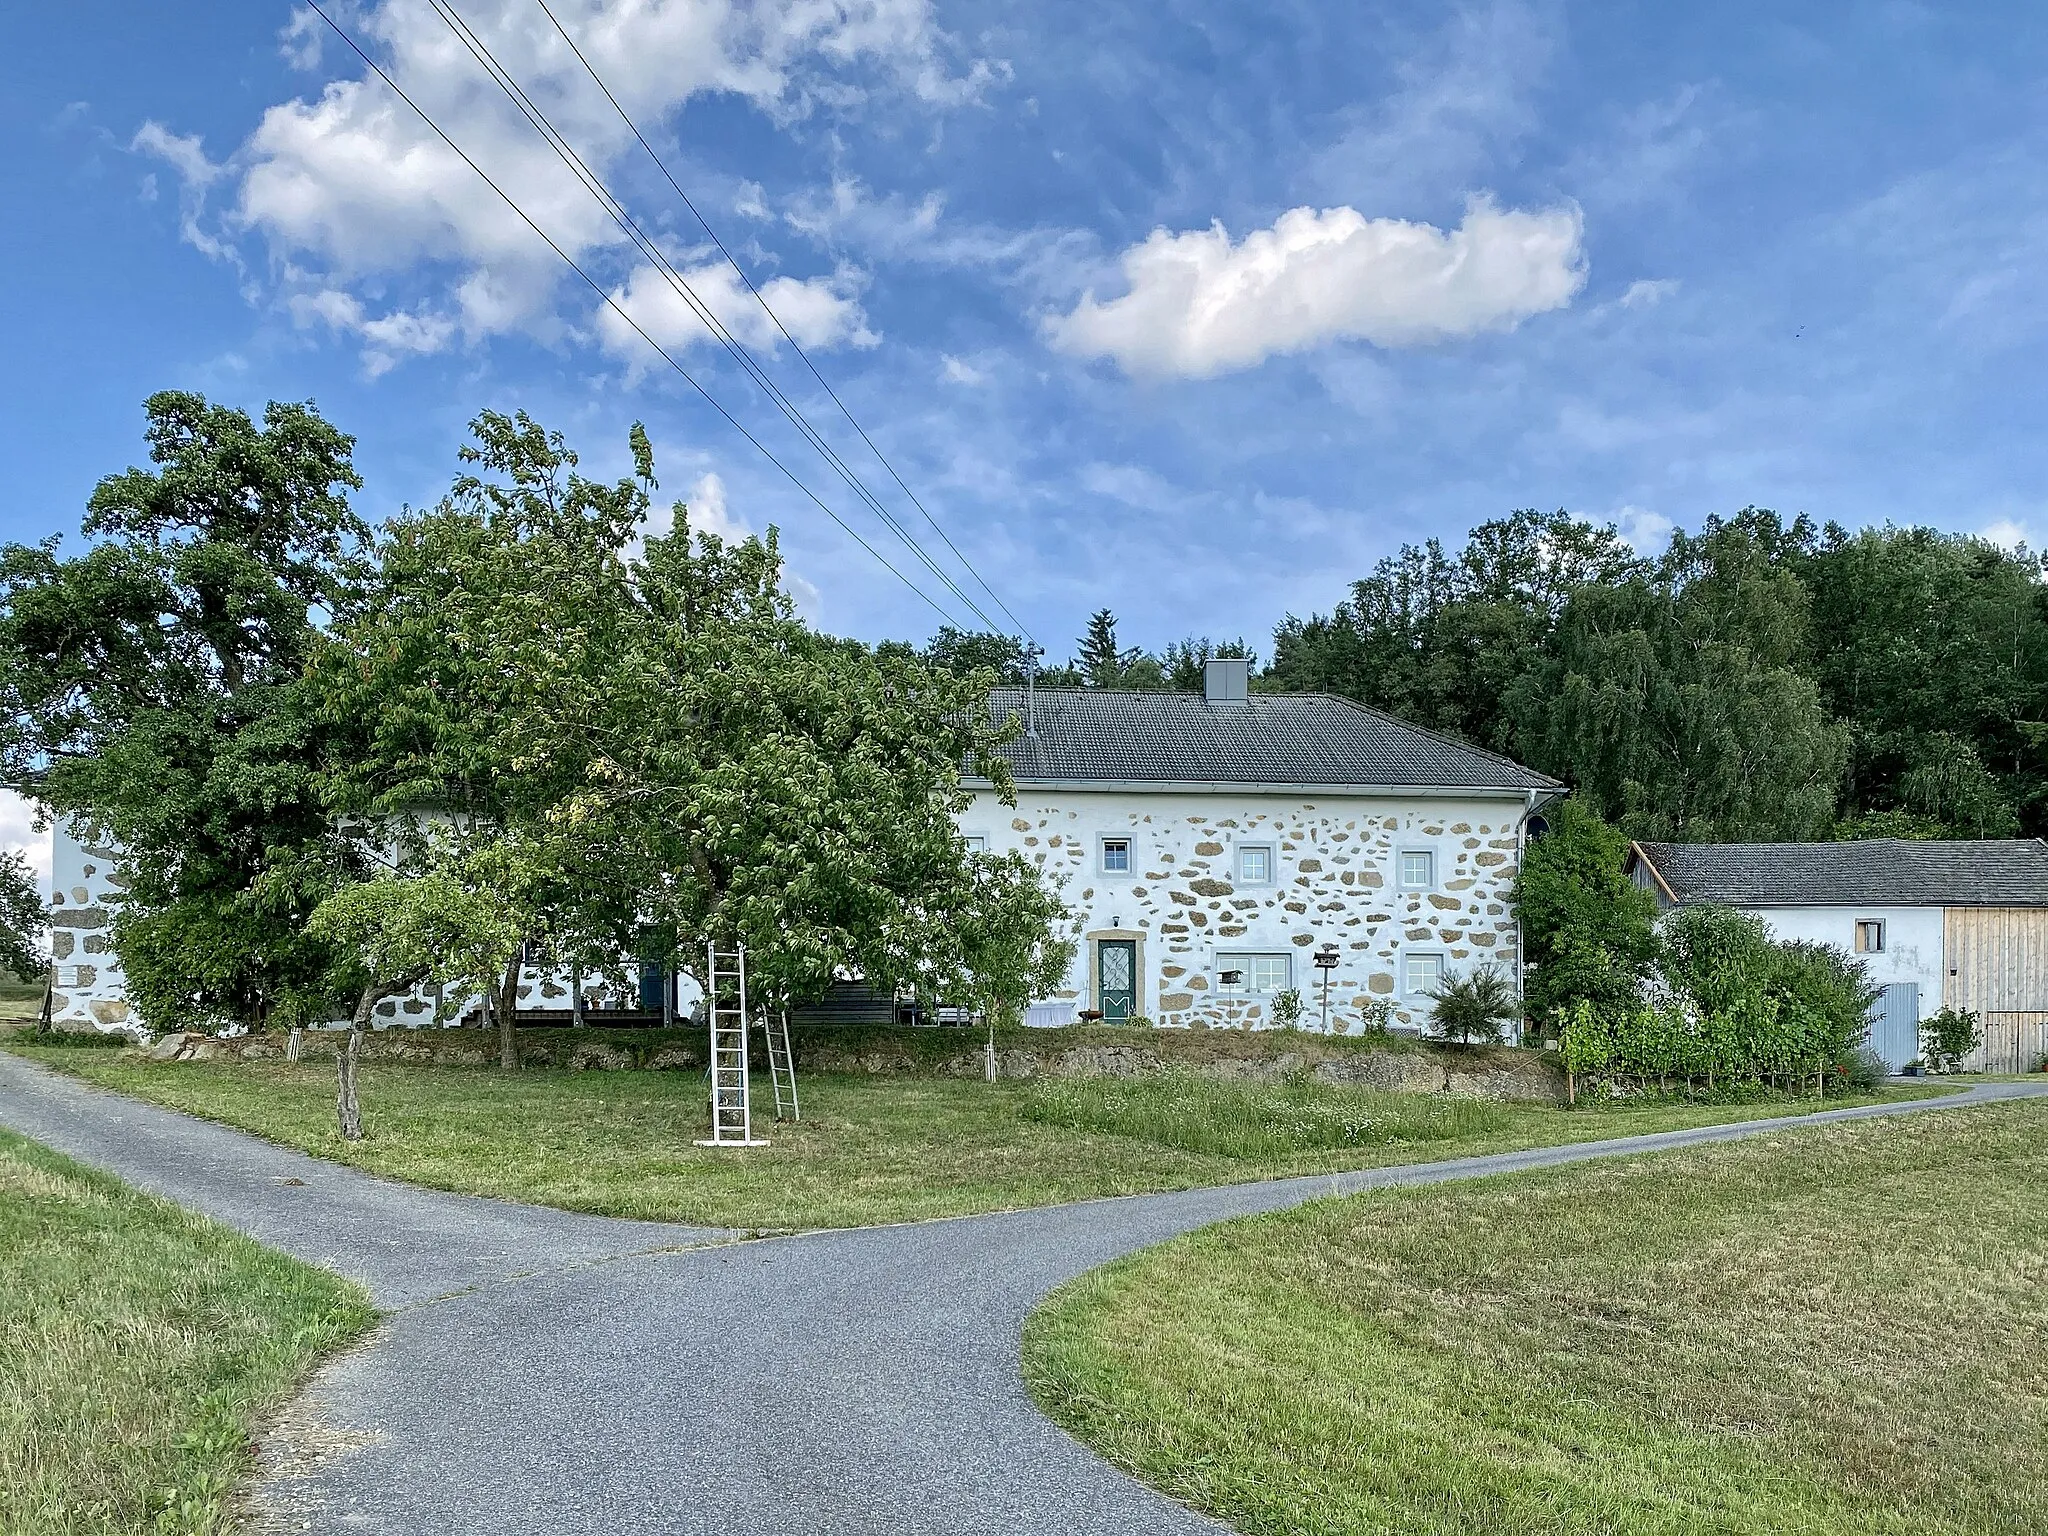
1943;907;2048;1071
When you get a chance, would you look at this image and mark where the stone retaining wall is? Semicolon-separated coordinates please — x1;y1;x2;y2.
129;1025;1566;1104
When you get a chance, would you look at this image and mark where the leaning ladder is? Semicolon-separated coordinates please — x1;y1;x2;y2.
762;1009;800;1122
696;943;769;1147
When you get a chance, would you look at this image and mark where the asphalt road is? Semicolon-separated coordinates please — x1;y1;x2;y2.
4;1052;2044;1534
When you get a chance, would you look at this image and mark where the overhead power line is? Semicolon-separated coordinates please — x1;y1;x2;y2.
428;0;1009;636
528;0;1036;647
300;0;974;632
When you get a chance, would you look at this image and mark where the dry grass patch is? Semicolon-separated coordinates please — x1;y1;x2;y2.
1025;1099;2048;1536
0;1128;372;1536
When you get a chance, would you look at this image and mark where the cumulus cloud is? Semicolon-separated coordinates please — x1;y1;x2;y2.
596;258;874;368
1980;518;2032;553
1613;504;1675;555
142;0;990;370
939;353;986;386
1048;197;1586;379
0;789;50;899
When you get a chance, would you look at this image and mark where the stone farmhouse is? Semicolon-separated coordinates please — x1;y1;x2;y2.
1626;837;2048;1074
963;659;1561;1031
46;658;1563;1034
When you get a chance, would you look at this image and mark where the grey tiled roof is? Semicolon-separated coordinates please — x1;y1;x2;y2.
1630;838;2048;908
978;688;1559;790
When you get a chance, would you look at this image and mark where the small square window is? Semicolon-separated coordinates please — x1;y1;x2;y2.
1399;850;1436;888
962;834;987;853
1402;952;1445;997
1219;953;1292;993
1238;844;1273;884
1101;837;1132;873
1855;919;1885;954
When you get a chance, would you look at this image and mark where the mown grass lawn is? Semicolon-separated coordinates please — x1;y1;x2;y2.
1024;1098;2048;1536
0;1126;373;1536
10;1042;1945;1230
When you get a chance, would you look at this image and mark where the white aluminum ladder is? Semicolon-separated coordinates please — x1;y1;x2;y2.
762;1009;800;1122
695;943;769;1147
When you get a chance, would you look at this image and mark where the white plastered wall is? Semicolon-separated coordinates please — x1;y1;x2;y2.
1743;905;1944;1018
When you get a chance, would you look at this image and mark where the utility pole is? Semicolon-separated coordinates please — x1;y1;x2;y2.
1023;642;1042;739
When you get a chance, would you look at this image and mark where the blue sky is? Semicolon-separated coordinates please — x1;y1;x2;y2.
7;2;2048;873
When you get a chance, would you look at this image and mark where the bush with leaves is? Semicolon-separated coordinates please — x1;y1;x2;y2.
1512;801;1659;1041
1425;963;1519;1046
1270;988;1305;1030
1919;1006;1980;1074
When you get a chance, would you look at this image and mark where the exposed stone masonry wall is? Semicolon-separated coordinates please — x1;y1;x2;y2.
962;790;1528;1032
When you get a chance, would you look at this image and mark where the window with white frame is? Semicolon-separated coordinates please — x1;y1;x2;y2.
962;834;987;853
1218;952;1292;993
1100;836;1133;874
1237;844;1274;884
1855;919;1885;954
1402;951;1446;998
1399;849;1436;888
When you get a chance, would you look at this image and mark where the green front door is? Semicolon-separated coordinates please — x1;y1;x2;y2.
1098;940;1137;1020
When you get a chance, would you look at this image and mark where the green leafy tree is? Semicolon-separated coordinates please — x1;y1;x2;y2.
306;866;524;1139
0;849;45;984
0;392;368;1031
1512;801;1658;1038
312;410;649;1067
319;414;1075;1051
1159;637;1254;692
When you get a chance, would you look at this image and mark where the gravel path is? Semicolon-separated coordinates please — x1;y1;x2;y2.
4;1052;2043;1534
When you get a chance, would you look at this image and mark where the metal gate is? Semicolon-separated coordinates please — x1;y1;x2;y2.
1866;982;1920;1073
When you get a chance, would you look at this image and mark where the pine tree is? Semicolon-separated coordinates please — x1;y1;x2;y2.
1078;608;1127;687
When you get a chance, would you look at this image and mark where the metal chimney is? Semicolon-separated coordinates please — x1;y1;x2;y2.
1203;656;1250;706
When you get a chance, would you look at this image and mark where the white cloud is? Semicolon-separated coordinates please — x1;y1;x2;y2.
143;0;990;369
596;257;874;368
289;288;458;376
1620;277;1679;309
1613;504;1675;555
1980;518;2032;553
1080;461;1180;515
0;790;51;899
939;353;985;386
1048;197;1587;379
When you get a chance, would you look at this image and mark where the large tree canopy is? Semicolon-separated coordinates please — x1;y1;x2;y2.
314;412;1073;1026
1272;506;2048;841
0;392;367;1028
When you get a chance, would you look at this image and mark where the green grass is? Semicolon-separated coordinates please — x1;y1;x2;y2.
0;1127;373;1536
1022;1073;1512;1157
8;1043;1945;1230
1024;1098;2048;1536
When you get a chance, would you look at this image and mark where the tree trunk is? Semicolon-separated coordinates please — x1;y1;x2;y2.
986;1019;997;1083
571;964;584;1026
286;1026;302;1063
498;952;522;1070
337;986;381;1142
1566;1069;1576;1107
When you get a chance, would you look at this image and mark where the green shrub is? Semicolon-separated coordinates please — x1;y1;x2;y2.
1426;964;1519;1046
1836;1046;1888;1092
1269;989;1305;1030
1919;1007;1981;1073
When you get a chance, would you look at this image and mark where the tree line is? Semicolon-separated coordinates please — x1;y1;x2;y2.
1;393;1073;1129
943;507;2048;843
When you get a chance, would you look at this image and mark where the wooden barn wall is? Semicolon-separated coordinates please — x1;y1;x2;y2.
1943;908;2048;1072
